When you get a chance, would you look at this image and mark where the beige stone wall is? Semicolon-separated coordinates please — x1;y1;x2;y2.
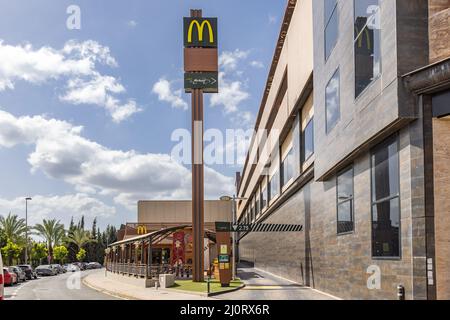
429;2;450;63
138;200;232;224
433;117;450;300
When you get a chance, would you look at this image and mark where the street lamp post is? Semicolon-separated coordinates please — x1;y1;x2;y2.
220;195;247;280
25;197;32;265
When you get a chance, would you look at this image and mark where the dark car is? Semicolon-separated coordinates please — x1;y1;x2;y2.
36;265;56;276
18;265;37;280
86;262;102;270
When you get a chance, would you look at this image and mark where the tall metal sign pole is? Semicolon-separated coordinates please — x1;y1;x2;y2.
184;9;219;282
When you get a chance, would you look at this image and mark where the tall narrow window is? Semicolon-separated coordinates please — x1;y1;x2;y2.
354;0;381;97
300;94;314;168
269;171;280;202
261;177;268;210
326;69;340;133
325;0;339;60
281;131;294;187
255;191;260;219
337;166;354;234
371;135;400;258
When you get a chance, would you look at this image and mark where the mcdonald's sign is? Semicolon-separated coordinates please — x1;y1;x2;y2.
184;17;217;48
137;225;148;235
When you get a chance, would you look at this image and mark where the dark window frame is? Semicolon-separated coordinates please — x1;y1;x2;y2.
370;134;402;260
336;165;355;235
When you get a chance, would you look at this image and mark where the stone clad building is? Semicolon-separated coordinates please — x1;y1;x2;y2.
236;0;450;300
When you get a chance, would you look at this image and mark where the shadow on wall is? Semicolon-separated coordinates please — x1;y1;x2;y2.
303;184;315;288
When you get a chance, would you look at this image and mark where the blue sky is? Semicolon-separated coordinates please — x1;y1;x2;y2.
0;0;286;230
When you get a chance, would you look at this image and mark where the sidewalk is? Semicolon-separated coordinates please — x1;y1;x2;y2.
83;271;213;300
218;263;339;300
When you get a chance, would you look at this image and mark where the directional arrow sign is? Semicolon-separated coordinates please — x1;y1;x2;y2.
215;222;303;233
184;72;219;93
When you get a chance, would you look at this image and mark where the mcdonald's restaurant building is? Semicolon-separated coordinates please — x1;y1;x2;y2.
117;200;232;267
236;0;450;300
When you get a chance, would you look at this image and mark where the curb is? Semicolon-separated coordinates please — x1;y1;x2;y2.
82;276;134;300
163;283;246;298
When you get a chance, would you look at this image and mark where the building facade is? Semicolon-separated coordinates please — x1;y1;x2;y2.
237;0;449;300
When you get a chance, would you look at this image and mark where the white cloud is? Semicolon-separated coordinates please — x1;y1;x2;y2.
0;109;234;211
127;20;138;28
152;78;188;110
250;60;264;69
0;194;116;226
0;39;140;122
210;73;250;114
269;14;277;25
219;49;249;71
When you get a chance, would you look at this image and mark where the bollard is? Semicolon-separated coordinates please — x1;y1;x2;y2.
397;285;405;300
207;276;211;295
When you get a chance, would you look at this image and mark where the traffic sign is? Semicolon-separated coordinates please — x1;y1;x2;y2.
184;72;218;93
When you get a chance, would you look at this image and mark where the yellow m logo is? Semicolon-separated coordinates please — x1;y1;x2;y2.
137;225;148;235
188;20;214;44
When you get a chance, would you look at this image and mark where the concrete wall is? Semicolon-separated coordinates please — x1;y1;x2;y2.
312;0;428;180
429;1;450;63
240;122;428;300
138;200;232;224
433;117;450;299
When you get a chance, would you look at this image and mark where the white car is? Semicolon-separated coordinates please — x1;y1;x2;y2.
65;264;80;272
0;251;4;300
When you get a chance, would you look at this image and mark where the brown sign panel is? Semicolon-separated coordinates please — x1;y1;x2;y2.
184;72;218;93
184;48;218;72
184;17;218;48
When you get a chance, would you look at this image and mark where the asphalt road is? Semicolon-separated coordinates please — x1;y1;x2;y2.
3;269;119;300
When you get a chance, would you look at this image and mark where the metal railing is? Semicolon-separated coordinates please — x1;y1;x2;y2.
106;262;193;279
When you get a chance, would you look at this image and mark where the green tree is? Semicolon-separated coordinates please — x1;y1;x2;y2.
0;227;7;248
31;242;48;266
53;245;69;264
0;213;28;244
66;217;77;262
67;228;96;252
76;248;86;262
33;219;65;263
1;240;23;266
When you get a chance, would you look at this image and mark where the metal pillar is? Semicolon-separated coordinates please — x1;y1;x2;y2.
191;8;205;283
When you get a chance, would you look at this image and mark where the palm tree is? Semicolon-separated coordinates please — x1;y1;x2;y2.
0;212;28;244
66;228;96;252
33;219;65;262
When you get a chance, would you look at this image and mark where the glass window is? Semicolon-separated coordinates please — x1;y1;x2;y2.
337;167;354;234
261;180;268;209
371;135;400;258
326;69;340;133
301;118;314;163
255;193;260;218
325;0;339;60
281;148;295;187
354;0;381;97
269;171;280;201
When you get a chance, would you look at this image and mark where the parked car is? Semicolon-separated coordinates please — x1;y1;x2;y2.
2;268;17;286
72;262;85;271
65;264;80;272
18;265;37;280
80;262;88;270
11;266;27;282
86;262;102;270
36;265;56;276
51;264;65;274
0;252;4;300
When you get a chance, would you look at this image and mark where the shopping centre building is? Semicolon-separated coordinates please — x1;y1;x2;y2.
236;0;450;300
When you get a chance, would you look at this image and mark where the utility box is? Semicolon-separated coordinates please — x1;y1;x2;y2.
216;231;232;287
159;274;175;288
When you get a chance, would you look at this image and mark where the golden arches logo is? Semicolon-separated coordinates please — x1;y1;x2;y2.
188;20;214;44
137;225;148;235
355;26;372;50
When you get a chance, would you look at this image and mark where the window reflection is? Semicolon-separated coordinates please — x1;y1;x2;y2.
354;0;381;97
326;69;340;133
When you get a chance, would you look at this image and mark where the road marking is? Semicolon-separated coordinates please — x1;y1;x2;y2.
243;286;285;290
